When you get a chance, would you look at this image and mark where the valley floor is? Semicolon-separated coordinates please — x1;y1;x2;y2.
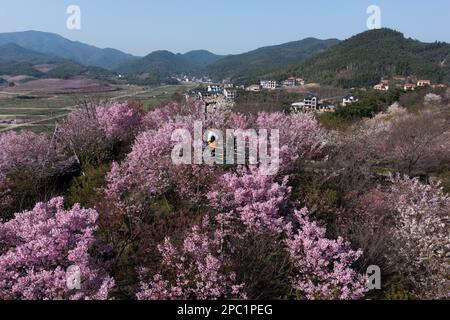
0;83;196;133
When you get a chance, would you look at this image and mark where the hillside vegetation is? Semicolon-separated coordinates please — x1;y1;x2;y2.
203;38;340;83
268;29;450;88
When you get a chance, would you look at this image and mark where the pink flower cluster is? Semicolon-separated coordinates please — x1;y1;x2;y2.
255;112;325;170
96;102;143;141
0;197;114;300
103;102;365;300
137;219;246;300
142;101;204;130
105;119;217;212
0;131;66;208
286;209;367;300
0;131;54;172
58;101;143;160
208;168;291;234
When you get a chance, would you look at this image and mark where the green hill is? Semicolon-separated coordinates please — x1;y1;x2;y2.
44;62;114;80
0;43;63;64
269;29;450;88
117;50;192;75
182;50;224;70
203;38;340;83
0;43;60;77
115;50;223;84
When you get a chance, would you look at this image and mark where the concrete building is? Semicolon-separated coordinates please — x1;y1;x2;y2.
260;80;278;90
224;87;238;100
304;93;319;110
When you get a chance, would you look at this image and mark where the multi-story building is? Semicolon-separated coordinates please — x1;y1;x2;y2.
224;88;238;100
304;93;319;110
208;85;222;93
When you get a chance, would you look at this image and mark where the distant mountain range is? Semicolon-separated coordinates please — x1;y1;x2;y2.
0;31;137;70
1;29;450;87
0;42;113;81
267;29;450;88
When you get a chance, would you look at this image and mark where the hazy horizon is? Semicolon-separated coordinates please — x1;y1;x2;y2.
0;0;449;56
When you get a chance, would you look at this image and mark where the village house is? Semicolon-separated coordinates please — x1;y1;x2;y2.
404;83;417;91
189;88;223;101
417;80;431;87
374;83;389;91
223;78;234;89
296;78;305;86
245;84;261;92
342;94;359;106
291;100;334;114
260;80;278;90
208;85;222;93
316;103;334;113
291;102;305;113
304;93;319;110
282;77;297;87
223;87;238;100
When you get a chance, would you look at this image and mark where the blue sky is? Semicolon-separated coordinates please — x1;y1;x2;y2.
0;0;449;56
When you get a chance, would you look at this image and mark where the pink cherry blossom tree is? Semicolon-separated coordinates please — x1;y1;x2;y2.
136;219;246;300
208;168;292;234
96;102;143;141
255;112;325;170
286;208;367;300
58;101;144;162
0;131;56;172
104;119;217;213
142;101;204;130
0;131;69;215
58;106;108;163
0;197;114;300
